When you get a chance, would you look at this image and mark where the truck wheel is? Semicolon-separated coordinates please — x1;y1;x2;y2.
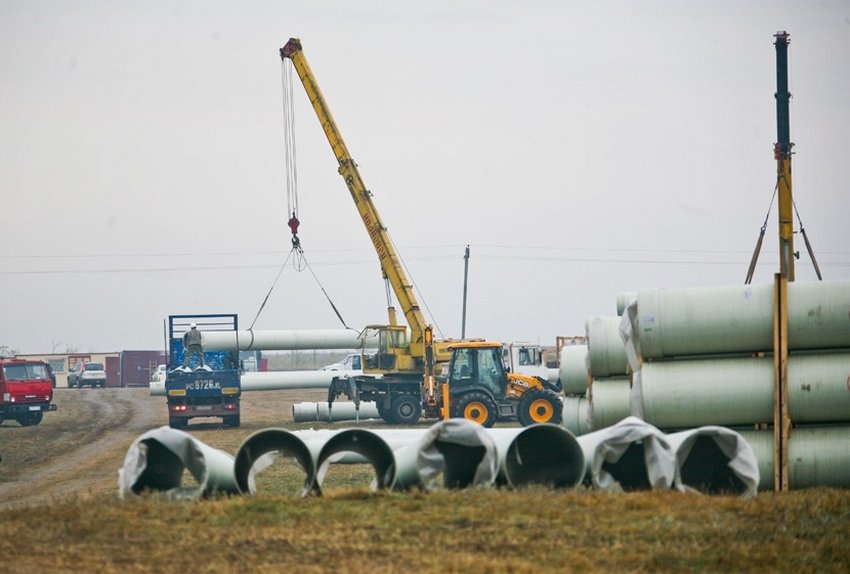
389;394;422;425
18;412;44;427
225;415;240;428
0;413;5;425
168;417;187;429
517;389;563;426
376;400;394;424
453;391;497;428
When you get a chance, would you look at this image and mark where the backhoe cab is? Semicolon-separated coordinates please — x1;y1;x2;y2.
443;342;563;428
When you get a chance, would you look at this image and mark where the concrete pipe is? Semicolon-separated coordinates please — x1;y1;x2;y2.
233;428;317;496
576;416;676;492
488;425;585;489
118;426;239;500
665;427;760;498
640;353;850;429
417;419;499;490
562;395;591;436
241;371;336;392
203;329;377;352
318;401;381;422
314;428;399;492
588;378;632;431
586;316;629;378
292;402;320;422
558;344;590;396
636;279;850;360
738;426;850;490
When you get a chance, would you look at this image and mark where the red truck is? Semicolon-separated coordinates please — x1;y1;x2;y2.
0;358;57;426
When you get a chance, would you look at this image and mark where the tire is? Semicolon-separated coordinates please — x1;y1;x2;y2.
0;413;5;425
18;411;44;427
168;417;187;429
389;394;422;425
376;400;394;424
517;388;563;426
452;391;497;428
225;414;240;428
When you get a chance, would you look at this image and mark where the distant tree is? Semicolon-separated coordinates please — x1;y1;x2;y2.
64;345;81;354
0;344;20;357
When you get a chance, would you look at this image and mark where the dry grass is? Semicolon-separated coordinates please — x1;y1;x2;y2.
0;487;848;573
0;388;848;573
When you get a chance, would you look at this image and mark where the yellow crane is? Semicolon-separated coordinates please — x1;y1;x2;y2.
280;38;562;426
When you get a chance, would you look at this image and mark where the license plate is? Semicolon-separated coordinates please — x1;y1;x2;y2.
29;406;40;411
195;405;213;411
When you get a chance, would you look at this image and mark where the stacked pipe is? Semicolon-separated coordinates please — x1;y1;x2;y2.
621;279;850;490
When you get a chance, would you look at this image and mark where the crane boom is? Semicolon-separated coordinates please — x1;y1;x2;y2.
280;38;428;357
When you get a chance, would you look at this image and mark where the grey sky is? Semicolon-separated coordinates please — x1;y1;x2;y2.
2;1;848;354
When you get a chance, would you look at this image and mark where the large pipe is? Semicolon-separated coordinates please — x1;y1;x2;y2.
665;426;760;498
488;425;585;489
636;280;850;359
417;419;499;490
314;429;400;492
586;316;629;378
233;428;317;496
588;378;631;430
640;353;850;429
290;401;381;423
575;416;676;492
202;329;377;352
558;344;590;395
738;426;850;490
118;426;239;499
562;395;591;436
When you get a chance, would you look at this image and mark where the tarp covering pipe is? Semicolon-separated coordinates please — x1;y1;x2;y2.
118;426;239;500
665;426;760;498
575;417;676;492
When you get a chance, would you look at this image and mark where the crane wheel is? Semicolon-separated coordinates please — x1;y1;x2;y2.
389;394;423;425
517;389;563;426
453;391;497;428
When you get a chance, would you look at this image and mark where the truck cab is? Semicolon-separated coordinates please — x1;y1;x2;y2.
0;358;58;426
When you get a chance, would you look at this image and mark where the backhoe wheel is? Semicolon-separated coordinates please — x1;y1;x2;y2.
517;388;563;426
389;394;422;425
453;391;497;428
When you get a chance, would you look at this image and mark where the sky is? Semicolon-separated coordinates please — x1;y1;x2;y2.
2;1;849;355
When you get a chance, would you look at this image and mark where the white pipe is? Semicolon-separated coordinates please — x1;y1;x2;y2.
233;428;317;496
118;426;239;500
575;416;676;492
202;329;377;352
586;316;629;378
738;426;850;490
562;395;591;436
314;429;398;492
241;371;336;392
665;426;760;498
558;344;590;395
589;378;632;430
488;425;585;489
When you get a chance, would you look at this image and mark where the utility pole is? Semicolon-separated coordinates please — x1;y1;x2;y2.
774;31;795;282
461;245;470;338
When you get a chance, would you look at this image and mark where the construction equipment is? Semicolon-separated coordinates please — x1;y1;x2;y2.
442;341;563;428
280;38;562;426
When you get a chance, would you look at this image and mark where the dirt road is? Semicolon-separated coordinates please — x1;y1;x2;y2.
0;386;329;509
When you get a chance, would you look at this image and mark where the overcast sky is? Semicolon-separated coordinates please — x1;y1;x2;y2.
2;1;848;355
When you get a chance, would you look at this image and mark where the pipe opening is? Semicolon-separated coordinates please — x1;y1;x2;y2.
501;426;585;489
678;436;747;495
435;442;487;489
599;442;652;491
234;429;315;496
316;430;396;493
